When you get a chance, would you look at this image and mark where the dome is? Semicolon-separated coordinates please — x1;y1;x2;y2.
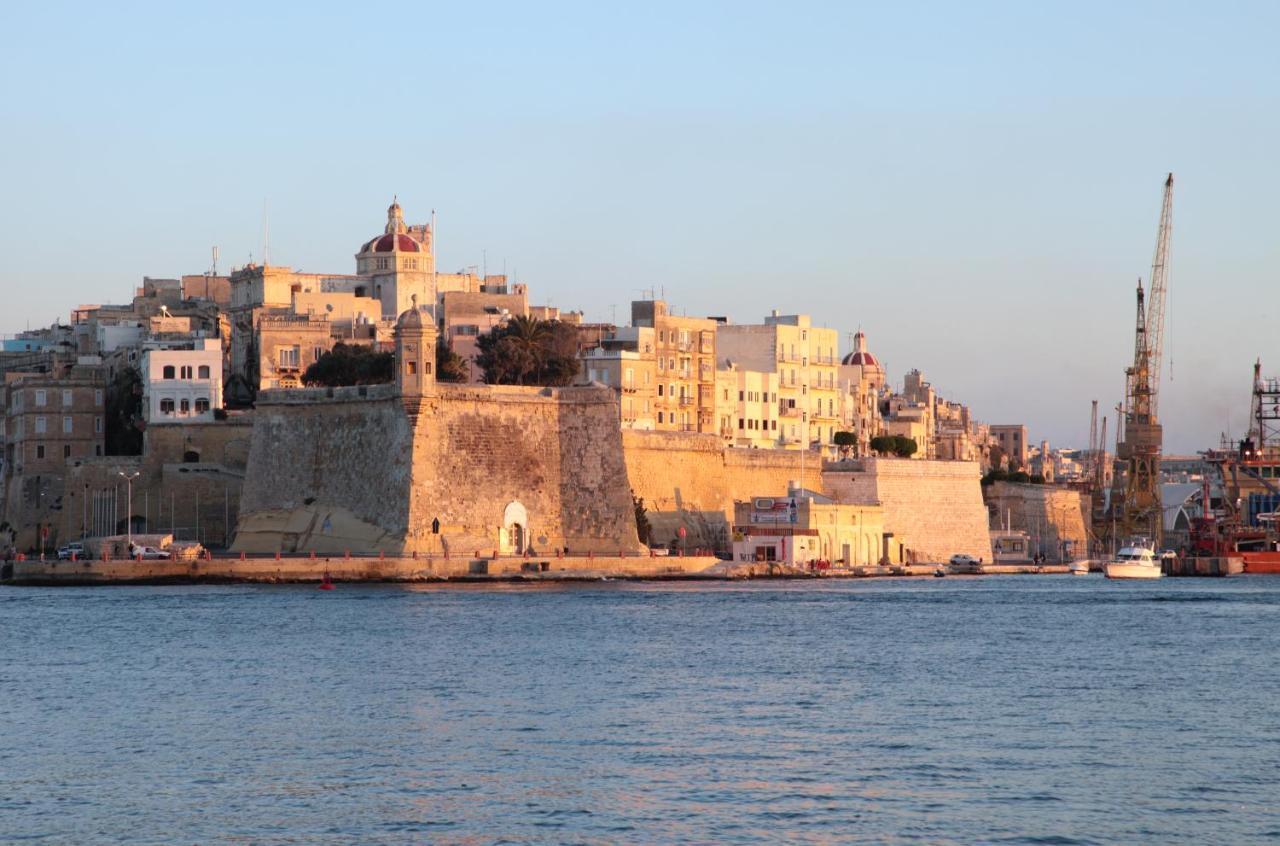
361;233;421;253
842;350;880;367
397;303;424;329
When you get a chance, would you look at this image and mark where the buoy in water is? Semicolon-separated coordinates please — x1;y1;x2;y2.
319;571;335;590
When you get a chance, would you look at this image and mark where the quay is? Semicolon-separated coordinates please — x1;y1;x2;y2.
4;552;1071;586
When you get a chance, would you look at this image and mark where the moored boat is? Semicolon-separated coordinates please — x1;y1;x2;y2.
1104;540;1163;580
1068;560;1090;576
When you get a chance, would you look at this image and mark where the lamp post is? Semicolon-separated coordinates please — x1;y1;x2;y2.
119;471;140;552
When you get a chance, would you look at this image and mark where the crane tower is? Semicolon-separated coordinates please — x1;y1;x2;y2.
1111;174;1173;546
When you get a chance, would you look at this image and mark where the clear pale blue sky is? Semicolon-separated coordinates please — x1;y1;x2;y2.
2;1;1277;452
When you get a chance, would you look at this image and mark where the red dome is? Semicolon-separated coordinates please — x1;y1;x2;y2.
842;351;880;367
361;233;420;253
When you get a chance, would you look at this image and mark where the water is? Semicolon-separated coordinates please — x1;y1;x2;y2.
3;577;1279;845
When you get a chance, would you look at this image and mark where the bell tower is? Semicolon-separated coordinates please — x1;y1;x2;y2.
395;295;434;415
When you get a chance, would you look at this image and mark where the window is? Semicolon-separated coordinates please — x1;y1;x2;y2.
771;420;777;430
34;389;46;406
94;389;103;406
195;399;210;414
657;384;663;397
407;361;418;376
62;389;72;407
658;412;664;423
180;399;190;413
313;348;323;363
198;365;211;379
95;445;102;456
376;258;389;271
35;416;47;434
36;444;45;459
163;365;175;379
278;347;300;368
738;417;744;430
180;366;193;379
63;416;72;434
739;391;744;401
160;399;175;414
95;416;103;433
63;444;71;459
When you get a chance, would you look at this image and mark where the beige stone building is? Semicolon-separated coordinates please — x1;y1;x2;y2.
714;363;780;449
991;424;1029;469
2;359;107;551
630;300;717;433
581;326;658;429
718;312;839;448
731;489;896;568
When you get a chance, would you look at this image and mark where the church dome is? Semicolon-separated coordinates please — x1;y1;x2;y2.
842;350;880;366
361;233;421;253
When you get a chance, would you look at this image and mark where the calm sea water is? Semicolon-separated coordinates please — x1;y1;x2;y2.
2;576;1279;845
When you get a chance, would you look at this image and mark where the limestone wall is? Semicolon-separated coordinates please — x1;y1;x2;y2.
622;430;825;550
234;383;641;556
822;457;992;563
985;481;1089;562
406;384;641;555
235;385;413;552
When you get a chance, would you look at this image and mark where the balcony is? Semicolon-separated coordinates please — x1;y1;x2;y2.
679;396;695;406
780;406;802;417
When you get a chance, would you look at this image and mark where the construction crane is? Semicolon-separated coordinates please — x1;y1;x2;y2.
1110;174;1174;547
1087;400;1099;482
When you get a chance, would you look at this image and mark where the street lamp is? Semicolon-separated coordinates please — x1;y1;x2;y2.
119;471;140;552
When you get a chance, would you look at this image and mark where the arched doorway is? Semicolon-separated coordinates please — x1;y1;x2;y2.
502;501;529;555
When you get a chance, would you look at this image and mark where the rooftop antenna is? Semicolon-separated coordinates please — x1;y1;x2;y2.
610;304;617;324
262;198;270;267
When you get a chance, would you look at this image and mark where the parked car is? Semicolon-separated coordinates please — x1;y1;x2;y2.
949;553;980;567
57;542;87;560
131;546;171;560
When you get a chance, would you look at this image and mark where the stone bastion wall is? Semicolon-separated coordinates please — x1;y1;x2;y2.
622;430;826;549
822;457;993;563
234;382;641;555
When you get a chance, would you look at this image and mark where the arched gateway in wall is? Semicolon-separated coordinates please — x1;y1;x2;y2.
501;501;529;555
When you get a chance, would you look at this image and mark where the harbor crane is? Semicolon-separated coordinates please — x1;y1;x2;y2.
1110;174;1174;547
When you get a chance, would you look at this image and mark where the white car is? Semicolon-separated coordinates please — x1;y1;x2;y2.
131;546;171;560
949;553;980;567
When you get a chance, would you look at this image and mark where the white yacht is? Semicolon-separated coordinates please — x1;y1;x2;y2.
1104;540;1164;580
1067;559;1090;576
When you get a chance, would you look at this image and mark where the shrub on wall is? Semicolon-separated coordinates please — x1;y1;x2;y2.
302;343;393;387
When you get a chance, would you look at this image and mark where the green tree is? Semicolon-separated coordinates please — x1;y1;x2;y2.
892;435;918;458
302;342;393;387
436;338;469;383
833;430;858;457
476;316;581;386
105;366;143;455
869;435;896;456
632;493;652;545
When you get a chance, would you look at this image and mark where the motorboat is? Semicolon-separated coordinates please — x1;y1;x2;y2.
1104;541;1163;580
1068;559;1090;576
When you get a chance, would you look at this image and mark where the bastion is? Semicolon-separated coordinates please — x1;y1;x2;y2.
232;306;643;556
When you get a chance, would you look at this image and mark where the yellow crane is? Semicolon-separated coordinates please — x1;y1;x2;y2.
1110;174;1173;547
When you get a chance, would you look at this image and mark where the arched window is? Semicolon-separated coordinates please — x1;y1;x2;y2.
159;399;175;414
162;365;175;379
194;398;210;414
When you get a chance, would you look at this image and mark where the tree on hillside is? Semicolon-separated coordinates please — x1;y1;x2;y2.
106;366;143;455
436;338;469;383
833;430;858;458
476;315;580;386
869;434;918;458
302;342;393;387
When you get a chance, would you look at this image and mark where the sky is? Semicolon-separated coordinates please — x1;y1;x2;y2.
1;0;1277;453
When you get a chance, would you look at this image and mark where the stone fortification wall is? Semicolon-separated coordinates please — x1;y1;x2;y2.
823;457;992;563
985;481;1089;562
622;430;825;550
236;385;412;552
406;384;641;555
234;383;641;555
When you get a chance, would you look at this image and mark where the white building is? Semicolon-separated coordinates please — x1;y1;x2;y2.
141;338;223;423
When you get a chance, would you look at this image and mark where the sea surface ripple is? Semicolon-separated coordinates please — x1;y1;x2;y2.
2;576;1279;844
